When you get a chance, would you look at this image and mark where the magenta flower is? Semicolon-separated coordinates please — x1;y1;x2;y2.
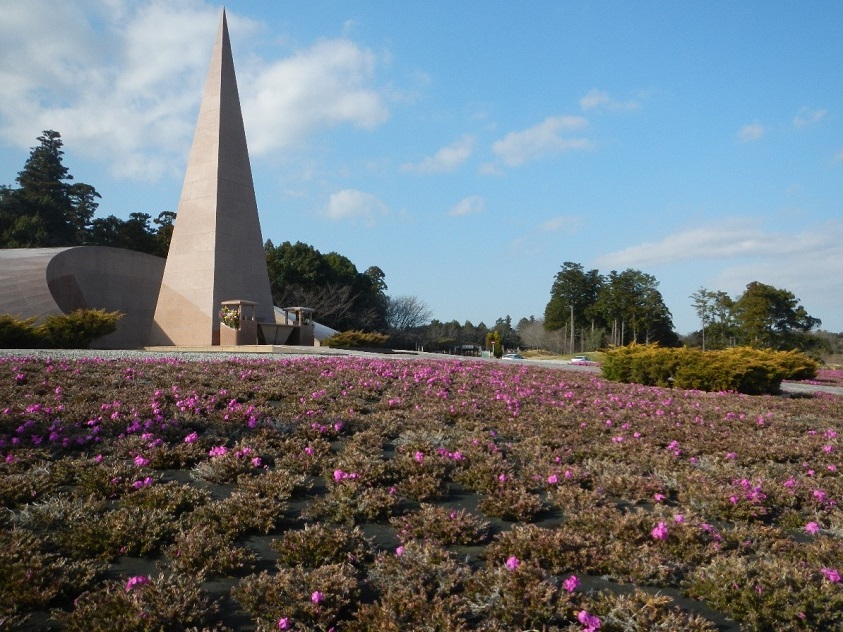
133;455;149;467
183;432;199;443
333;469;345;482
651;521;669;541
311;590;324;604
563;575;580;592
395;545;404;556
821;568;841;583
547;473;559;485
577;609;602;631
505;556;520;570
125;575;150;592
805;521;820;535
674;513;685;524
414;451;425;464
277;617;290;629
209;446;227;458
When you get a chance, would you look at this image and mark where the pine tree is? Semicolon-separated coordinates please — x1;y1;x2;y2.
0;130;100;247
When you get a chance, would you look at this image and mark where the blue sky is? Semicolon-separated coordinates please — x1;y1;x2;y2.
1;1;841;334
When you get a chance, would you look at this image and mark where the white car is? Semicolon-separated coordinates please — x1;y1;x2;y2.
570;355;593;365
502;353;524;360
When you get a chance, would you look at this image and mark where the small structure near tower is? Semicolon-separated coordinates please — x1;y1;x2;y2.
149;9;275;346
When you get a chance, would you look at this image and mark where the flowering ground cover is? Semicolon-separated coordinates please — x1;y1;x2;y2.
1;354;843;631
789;368;843;388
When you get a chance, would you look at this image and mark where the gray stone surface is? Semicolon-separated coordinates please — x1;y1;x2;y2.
0;247;165;349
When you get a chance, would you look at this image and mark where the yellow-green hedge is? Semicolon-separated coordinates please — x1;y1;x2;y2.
322;330;390;349
0;309;122;349
601;345;818;395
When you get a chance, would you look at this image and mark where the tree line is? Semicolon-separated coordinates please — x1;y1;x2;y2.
2;131;833;355
0;131;174;256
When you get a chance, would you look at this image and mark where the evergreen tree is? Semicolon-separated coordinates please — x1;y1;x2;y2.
0;130;100;247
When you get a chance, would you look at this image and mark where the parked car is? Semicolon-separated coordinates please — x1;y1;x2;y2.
570;355;593;365
502;353;524;360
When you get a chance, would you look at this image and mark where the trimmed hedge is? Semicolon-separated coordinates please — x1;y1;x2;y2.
322;330;390;349
0;315;41;348
601;344;819;395
0;310;123;349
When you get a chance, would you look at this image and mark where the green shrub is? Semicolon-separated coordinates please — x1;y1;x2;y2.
0;314;41;348
602;345;819;395
322;330;390;348
35;309;122;348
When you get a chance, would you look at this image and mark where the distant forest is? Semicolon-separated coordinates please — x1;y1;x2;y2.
3;131;838;356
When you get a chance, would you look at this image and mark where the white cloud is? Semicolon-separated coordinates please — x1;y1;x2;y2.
0;1;390;181
324;189;388;224
448;195;485;217
492;115;591;167
0;1;226;181
737;122;765;143
595;218;841;268
403;135;474;173
596;219;843;329
539;215;580;232
243;38;389;155
793;107;828;128
579;88;640;112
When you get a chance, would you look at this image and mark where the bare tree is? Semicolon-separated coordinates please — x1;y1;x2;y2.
517;319;568;354
387;295;433;331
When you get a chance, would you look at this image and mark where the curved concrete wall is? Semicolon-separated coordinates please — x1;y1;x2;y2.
0;246;164;349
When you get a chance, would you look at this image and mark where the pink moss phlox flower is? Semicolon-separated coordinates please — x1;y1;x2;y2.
821;568;841;583
311;590;324;604
498;473;508;482
577;609;601;631
125;575;150;592
278;617;290;629
563;575;580;592
547;474;559;485
251;457;262;468
132;477;153;490
133;455;149;467
805;521;821;535
505;556;520;570
651;521;669;541
653;493;666;503
184;432;198;443
414;451;425;464
304;446;314;456
209;446;227;458
333;469;359;482
395;545;404;556
674;513;685;524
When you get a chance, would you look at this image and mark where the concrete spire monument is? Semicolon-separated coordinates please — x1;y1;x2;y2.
149;9;274;346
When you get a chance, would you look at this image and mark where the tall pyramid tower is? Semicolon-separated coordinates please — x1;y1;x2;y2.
149;9;275;346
